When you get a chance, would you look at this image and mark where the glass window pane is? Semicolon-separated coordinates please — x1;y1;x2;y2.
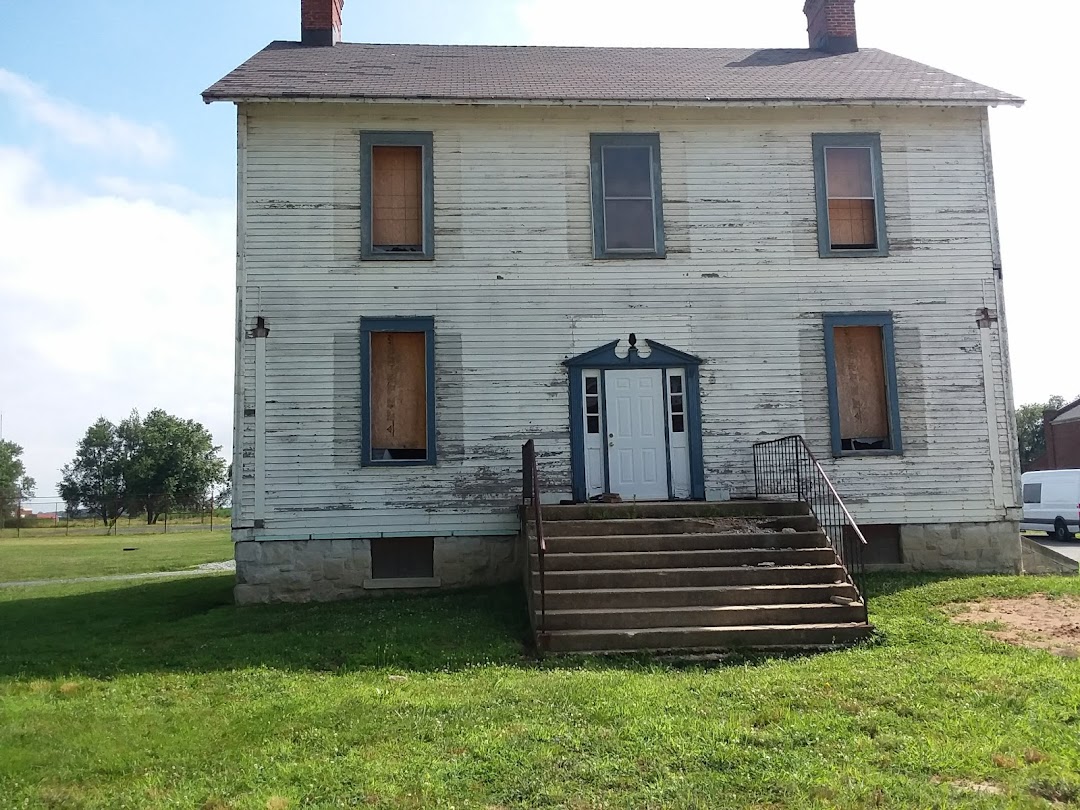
586;397;599;415
826;147;873;199
585;376;598;395
603;146;653;198
672;414;685;433
587;415;600;434
669;376;682;394
604;199;655;250
670;395;684;413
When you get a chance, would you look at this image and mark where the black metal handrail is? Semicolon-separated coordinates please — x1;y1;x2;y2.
752;435;867;600
522;439;546;634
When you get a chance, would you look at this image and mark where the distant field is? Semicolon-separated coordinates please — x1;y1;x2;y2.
0;531;233;582
1;513;230;538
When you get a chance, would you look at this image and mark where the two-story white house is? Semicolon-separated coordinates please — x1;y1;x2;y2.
205;0;1024;610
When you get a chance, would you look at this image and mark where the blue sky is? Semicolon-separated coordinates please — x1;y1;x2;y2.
0;0;1074;499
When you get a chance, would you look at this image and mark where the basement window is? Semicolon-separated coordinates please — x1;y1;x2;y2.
370;537;435;579
813;133;888;257
590;133;666;258
361;317;436;466
823;313;902;457
361;132;434;260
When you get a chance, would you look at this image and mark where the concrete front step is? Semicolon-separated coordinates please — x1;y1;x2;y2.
538;516;820;537
537;583;860;610
533;547;838;572
540;622;873;653
540;564;847;589
543;532;828;553
538;602;866;630
539;501;810;521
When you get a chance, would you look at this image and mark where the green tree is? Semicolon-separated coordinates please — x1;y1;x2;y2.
59;418;129;527
118;409;227;524
1016;395;1068;471
0;440;36;519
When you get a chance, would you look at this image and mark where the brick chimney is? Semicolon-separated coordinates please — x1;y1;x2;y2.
804;0;858;54
301;0;344;46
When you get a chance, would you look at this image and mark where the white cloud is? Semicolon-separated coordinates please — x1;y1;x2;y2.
0;69;173;163
0;148;233;497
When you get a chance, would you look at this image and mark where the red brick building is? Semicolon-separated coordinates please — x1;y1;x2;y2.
1029;397;1080;471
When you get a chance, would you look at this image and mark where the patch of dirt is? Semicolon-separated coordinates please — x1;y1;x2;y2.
950;594;1080;657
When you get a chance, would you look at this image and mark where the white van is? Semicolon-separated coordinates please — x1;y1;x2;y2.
1021;470;1080;541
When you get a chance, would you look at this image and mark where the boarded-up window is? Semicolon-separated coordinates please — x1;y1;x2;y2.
372;146;423;250
370;537;435;579
825;146;877;249
369;331;428;460
832;325;891;451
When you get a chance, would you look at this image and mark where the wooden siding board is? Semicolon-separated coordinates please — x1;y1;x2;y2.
234;102;1012;535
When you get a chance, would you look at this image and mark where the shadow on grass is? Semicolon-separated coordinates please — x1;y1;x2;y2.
15;569;1041;680
0;574;894;679
0;576;538;678
863;571;980;600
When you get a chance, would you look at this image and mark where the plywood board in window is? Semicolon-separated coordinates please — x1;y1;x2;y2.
828;199;876;248
370;331;426;450
372;145;422;248
834;326;889;440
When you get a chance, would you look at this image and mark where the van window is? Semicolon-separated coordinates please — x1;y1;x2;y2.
1023;483;1042;504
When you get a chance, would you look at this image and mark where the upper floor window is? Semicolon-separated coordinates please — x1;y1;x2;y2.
360;132;434;260
812;133;888;258
590;133;666;259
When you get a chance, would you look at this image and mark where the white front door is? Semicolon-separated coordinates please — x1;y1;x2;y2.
605;368;669;500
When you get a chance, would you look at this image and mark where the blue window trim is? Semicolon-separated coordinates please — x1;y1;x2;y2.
812;133;888;258
822;312;902;458
564;339;704;501
359;316;436;466
360;132;435;261
590;133;666;259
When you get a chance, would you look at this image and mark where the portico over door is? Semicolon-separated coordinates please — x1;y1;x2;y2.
565;338;705;503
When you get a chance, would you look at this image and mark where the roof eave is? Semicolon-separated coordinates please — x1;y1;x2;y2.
201;93;1025;108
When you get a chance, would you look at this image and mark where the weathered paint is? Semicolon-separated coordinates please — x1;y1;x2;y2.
231;102;1019;543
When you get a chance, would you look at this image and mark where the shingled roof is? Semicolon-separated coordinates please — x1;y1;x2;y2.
202;42;1022;106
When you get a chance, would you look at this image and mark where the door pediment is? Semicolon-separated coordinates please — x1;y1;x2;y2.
564;338;702;369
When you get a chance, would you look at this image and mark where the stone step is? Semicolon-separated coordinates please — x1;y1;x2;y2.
538;602;866;631
543;531;829;554
533;547;838;572
536;583;860;610
540;622;873;653
539;501;810;521
539;564;847;590
537;516;819;537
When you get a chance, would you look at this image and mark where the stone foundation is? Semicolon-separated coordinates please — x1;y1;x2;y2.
234;535;518;604
898;520;1022;574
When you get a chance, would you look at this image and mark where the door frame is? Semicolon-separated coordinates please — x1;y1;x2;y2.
564;338;705;503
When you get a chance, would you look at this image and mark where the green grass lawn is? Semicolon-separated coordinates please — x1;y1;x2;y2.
0;531;233;582
1;575;1079;809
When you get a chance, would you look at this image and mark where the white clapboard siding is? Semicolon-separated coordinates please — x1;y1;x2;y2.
231;102;1017;539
